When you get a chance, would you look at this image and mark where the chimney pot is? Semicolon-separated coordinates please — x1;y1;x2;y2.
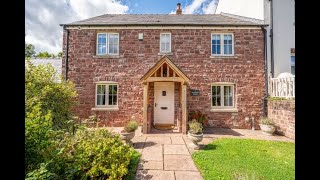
176;3;182;15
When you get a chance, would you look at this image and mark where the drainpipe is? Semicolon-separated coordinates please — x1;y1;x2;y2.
270;0;274;78
63;25;69;80
262;26;268;117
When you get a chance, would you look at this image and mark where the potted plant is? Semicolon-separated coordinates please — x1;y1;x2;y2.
189;110;208;127
120;120;138;146
187;119;203;150
259;117;276;136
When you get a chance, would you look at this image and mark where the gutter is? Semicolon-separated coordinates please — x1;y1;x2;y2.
270;0;275;78
262;26;269;117
62;25;69;80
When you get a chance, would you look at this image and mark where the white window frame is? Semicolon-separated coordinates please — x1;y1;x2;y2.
160;33;171;53
211;33;234;56
94;82;119;108
96;33;119;55
211;83;236;109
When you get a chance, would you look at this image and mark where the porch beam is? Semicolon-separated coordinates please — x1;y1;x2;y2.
146;77;184;82
143;82;149;134
181;84;187;134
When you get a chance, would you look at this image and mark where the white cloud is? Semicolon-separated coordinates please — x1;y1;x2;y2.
25;0;128;54
183;0;208;14
215;0;263;19
202;0;218;14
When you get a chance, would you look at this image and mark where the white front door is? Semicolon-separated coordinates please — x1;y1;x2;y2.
154;82;174;125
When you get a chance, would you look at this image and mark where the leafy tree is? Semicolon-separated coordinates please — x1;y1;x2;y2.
25;44;36;58
57;52;62;58
36;51;51;58
25;60;77;173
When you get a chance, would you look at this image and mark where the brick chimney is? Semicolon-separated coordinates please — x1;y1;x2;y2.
176;3;182;14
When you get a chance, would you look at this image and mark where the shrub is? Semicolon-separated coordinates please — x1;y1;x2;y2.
260;117;275;125
124;120;138;133
189;110;208;126
26;128;137;180
25;60;77;174
188;119;203;134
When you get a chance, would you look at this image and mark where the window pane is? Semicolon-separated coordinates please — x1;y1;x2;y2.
223;35;233;55
108;85;118;105
165;43;170;52
217;45;221;54
212;45;216;54
212;86;221;106
98;34;107;55
161;43;165;52
224;86;233;106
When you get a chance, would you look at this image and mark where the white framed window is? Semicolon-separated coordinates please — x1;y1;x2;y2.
160;33;171;53
96;33;119;55
95;83;118;108
211;83;235;109
211;33;234;56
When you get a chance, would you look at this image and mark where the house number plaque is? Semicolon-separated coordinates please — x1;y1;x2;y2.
190;89;200;96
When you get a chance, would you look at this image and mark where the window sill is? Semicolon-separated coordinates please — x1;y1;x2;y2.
158;52;173;56
93;55;120;59
91;107;119;111
210;108;238;112
210;55;237;59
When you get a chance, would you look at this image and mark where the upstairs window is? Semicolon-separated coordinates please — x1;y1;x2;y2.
211;33;234;56
160;33;171;53
97;33;119;55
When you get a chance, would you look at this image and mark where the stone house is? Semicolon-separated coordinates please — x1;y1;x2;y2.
61;4;267;134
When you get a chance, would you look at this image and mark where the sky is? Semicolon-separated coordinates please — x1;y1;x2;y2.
25;0;263;54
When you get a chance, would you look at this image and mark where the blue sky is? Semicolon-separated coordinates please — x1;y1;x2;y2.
25;0;262;54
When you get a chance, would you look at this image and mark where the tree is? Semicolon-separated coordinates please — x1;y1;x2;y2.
25;44;36;58
57;52;62;58
25;60;77;173
37;51;56;58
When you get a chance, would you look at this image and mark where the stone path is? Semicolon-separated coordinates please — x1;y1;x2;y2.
132;135;204;180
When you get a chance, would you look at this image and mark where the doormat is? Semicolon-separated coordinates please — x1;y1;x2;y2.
153;124;175;130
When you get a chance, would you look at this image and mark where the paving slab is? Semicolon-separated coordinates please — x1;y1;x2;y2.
141;144;163;161
135;170;175;180
138;160;163;170
171;136;185;144
164;155;198;171
146;136;172;144
164;144;189;155
175;171;203;180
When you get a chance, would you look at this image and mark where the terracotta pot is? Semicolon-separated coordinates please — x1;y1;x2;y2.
120;131;135;146
259;124;276;136
187;131;203;149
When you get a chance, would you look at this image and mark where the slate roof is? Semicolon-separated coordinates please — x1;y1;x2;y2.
62;14;265;26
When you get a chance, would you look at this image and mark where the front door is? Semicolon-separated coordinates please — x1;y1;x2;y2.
154;82;174;125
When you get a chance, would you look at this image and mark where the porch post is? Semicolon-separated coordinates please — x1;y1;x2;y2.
143;82;149;134
181;83;187;134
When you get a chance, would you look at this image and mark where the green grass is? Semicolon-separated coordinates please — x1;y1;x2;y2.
123;150;141;180
192;138;295;180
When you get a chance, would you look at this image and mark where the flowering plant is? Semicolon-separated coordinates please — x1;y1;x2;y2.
189;110;208;127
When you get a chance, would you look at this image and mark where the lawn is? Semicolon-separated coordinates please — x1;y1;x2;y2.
192;138;295;180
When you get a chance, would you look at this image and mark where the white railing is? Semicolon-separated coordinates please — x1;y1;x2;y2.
270;73;295;98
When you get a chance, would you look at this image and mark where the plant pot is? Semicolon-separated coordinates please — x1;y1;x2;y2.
120;131;135;146
187;130;203;150
259;124;276;136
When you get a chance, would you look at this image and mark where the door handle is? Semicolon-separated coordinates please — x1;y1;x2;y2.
155;103;157;107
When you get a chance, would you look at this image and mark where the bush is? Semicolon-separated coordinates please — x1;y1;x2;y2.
189;110;208;126
26;128;137;180
124;120;138;133
188;119;203;134
25;60;77;173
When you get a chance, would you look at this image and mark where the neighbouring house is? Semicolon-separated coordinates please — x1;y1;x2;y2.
25;58;62;82
60;3;267;134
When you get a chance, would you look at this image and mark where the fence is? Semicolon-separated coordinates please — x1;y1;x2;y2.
270;73;295;98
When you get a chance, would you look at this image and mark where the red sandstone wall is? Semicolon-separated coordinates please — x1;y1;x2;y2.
62;28;265;128
268;100;295;139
